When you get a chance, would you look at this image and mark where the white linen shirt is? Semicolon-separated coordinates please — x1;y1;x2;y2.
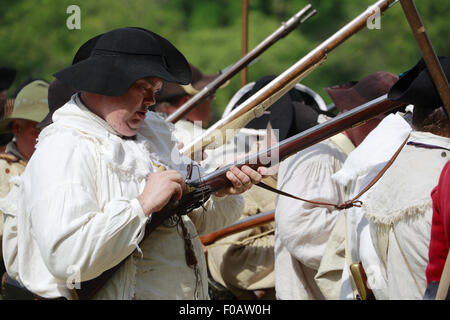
274;135;350;300
0;94;243;300
363;130;450;299
331;113;412;300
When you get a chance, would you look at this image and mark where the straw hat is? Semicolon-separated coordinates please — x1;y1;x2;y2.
0;80;49;133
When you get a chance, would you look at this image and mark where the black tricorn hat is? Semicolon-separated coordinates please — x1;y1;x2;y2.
37;79;78;129
388;56;450;110
72;33;104;65
37;34;102;129
0;67;16;91
54;27;192;96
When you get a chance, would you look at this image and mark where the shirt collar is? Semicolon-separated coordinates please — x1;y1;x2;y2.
5;140;27;161
409;130;450;150
73;93;125;138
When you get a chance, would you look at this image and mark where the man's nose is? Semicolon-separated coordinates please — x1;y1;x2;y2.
143;95;156;108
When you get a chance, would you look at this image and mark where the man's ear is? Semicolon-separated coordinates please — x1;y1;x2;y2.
11;119;21;135
176;95;191;107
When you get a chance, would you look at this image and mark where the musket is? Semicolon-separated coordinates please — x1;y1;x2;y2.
197;95;406;246
186;94;405;203
241;0;249;86
200;209;275;246
398;0;450;116
165;4;317;124
180;0;398;159
75;94;405;300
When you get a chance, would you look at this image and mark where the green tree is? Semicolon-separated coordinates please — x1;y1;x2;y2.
1;0;448;123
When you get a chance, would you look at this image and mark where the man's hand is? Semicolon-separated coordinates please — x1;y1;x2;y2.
214;165;263;197
138;170;186;216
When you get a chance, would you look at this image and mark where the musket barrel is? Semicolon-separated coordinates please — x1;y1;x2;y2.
166;4;315;124
188;94;405;193
181;0;397;157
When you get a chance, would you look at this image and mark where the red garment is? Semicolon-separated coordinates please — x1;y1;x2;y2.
426;160;450;284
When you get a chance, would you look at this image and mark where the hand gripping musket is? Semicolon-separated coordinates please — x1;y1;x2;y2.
180;0;398;160
165;4;317;124
74;93;405;300
195;94;405;246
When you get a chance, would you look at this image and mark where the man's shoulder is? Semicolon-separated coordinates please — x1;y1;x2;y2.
0;153;26;175
0;153;26;167
38;123;99;150
278;138;346;180
0;153;19;164
288;138;344;163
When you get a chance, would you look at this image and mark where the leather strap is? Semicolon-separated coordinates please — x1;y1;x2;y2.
406;141;450;152
256;134;410;211
256;182;362;210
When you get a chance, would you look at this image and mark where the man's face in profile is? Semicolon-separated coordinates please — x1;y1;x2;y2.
99;77;163;136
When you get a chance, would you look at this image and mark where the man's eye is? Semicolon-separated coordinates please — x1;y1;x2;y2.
154;90;161;97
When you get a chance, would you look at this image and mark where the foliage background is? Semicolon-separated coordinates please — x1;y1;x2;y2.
1;0;448;124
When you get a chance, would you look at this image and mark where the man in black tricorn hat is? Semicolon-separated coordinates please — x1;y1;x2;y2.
0;27;263;300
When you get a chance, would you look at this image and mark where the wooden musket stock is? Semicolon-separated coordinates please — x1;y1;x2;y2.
181;0;398;159
165;4;316;124
200;209;275;246
197;95;405;245
187;94;405;193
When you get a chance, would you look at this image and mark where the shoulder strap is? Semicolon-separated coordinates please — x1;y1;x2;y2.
257;134;410;211
0;153;20;164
